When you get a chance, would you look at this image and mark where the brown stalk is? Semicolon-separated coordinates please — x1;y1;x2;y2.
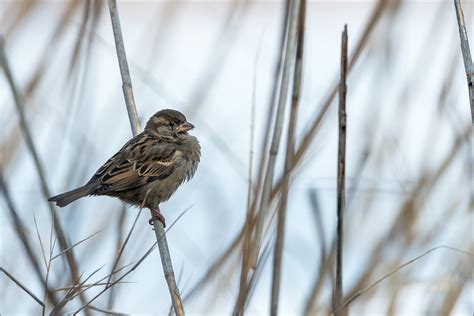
107;0;184;314
270;0;306;314
291;0;387;172
51;266;104;315
53;281;133;292
341;125;471;311
182;226;244;304
233;236;274;314
107;207;141;309
0;173;58;305
237;23;261;312
74;207;189;314
86;305;127;315
251;0;302;269
236;0;291;309
0;267;45;308
188;1;387;301
335;246;473;313
334;24;348;316
0;36;84;305
454;0;474;122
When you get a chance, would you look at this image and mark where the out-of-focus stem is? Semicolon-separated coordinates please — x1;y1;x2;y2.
0;36;86;310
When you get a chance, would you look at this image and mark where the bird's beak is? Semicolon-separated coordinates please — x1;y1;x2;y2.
176;121;194;133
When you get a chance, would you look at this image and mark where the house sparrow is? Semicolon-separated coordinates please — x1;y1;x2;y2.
48;109;200;226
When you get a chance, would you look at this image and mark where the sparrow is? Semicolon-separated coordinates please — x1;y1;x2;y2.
48;109;200;226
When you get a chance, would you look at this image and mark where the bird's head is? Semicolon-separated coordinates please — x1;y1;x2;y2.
145;109;194;140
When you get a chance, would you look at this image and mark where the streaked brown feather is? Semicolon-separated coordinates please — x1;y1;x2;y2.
88;131;177;194
49;109;200;210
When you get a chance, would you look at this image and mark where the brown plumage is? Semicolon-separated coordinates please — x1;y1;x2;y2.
48;109;200;225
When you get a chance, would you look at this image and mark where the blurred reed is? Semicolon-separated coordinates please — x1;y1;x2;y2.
1;0;472;314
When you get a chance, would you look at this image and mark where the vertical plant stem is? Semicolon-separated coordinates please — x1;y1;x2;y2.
334;25;348;316
251;0;302;268
270;1;306;314
235;2;291;312
454;0;474;122
0;267;45;307
107;1;184;314
0;36;87;309
108;0;140;136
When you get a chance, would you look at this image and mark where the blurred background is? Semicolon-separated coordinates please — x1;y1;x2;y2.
1;0;472;314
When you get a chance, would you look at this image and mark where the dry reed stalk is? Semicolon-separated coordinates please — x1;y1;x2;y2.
270;1;306;314
236;1;291;310
107;1;184;314
251;0;302;269
341;125;471;311
188;2;387;310
73;208;190;314
190;4;387;307
107;207;141;308
335;246;473;313
0;267;45;307
0;174;58;306
0;36;88;309
291;0;387;170
334;25;348;316
453;0;474;122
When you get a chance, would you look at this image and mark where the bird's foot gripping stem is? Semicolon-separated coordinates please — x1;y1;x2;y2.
148;207;166;228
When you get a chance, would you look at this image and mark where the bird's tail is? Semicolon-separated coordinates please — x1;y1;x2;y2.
48;184;94;207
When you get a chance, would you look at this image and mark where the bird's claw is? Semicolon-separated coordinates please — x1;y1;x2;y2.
148;209;166;228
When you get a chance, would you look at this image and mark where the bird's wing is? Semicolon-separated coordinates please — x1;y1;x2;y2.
89;132;177;193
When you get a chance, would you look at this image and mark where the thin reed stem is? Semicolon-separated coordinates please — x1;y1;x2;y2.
0;36;87;309
270;1;306;314
334;24;348;316
107;1;184;314
454;0;474;122
251;0;302;269
0;267;45;308
0;173;58;306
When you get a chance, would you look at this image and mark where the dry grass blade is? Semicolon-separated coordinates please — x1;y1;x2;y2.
0;36;83;296
182;226;244;304
86;305;128;315
51;266;104;315
32;214;48;269
0;173;58;306
270;1;306;314
0;267;45;307
51;229;102;260
335;246;474;313
3;0;37;39
341;125;471;311
73;206;191;314
334;24;348;316
107;0;184;314
53;281;134;292
106;208;142;300
107;205;128;309
234;236;274;314
70;263;135;300
453;0;474;122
